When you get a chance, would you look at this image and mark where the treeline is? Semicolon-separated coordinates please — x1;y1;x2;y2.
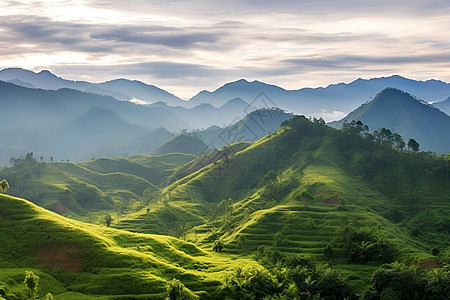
342;120;420;151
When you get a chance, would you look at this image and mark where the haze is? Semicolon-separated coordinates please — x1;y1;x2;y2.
1;0;449;98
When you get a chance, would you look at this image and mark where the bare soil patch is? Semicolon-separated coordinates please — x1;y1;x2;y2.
35;244;82;272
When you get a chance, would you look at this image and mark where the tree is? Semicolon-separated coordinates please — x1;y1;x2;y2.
392;133;406;150
1;179;9;194
44;293;54;300
24;271;39;299
105;214;113;227
166;278;196;300
408;139;420;152
25;152;36;165
299;191;313;208
213;240;224;252
342;120;369;136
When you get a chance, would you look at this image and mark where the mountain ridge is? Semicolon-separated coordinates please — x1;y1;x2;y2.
328;88;450;154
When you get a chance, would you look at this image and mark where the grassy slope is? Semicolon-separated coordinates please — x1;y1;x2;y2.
116;116;449;293
0;194;260;299
0;153;196;217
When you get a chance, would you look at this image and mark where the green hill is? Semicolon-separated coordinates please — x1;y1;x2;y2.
0;153;196;217
116;115;450;292
0;194;260;299
152;134;209;156
1;115;448;297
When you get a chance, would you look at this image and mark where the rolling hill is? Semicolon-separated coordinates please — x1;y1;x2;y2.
1;115;448;298
328;88;450;154
0;153;196;217
152;134;209;156
0;193;259;299
115;115;449;292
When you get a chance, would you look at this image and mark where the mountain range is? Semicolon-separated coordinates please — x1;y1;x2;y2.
2;68;450;118
1;68;449;166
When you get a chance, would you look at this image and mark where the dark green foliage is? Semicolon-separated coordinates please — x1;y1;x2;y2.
223;250;355;299
341;226;398;264
322;244;334;259
1;179;9;194
342;120;370;136
105;214;113;227
432;248;440;256
24;271;39;299
9;153;36;169
213;240;224;252
408;139;420;152
363;263;450;300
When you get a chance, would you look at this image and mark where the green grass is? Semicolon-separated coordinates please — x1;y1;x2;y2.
113;116;449;292
0;153;196;217
0;194;261;299
1;116;448;298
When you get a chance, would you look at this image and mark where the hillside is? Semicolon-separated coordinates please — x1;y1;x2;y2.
0;194;259;299
116;116;450;292
197;108;294;149
82;127;175;160
152;134;209;156
0;153;196;217
0;81;191;165
435;96;450;115
328;88;450;154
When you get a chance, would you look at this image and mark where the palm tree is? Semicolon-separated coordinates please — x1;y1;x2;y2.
1;179;9;194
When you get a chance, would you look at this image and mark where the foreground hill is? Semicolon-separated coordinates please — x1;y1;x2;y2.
329;88;450;154
0;194;259;299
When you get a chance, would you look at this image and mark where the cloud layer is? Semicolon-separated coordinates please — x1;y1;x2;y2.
1;0;449;98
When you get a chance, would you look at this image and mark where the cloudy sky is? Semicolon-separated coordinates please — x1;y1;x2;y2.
1;0;449;98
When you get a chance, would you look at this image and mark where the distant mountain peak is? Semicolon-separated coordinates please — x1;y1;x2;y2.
329;88;450;153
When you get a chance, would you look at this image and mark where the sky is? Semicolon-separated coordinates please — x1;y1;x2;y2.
1;0;450;99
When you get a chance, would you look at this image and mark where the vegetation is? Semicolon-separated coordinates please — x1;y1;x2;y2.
23;271;39;299
0;179;9;194
0;113;448;298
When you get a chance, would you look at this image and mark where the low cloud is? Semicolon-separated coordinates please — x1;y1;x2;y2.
312;109;347;122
